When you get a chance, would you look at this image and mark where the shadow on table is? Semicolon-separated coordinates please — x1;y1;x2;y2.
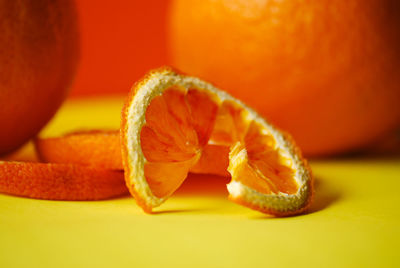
152;207;213;215
171;173;343;218
307;176;341;214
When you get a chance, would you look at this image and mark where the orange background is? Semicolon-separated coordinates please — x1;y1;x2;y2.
70;0;169;97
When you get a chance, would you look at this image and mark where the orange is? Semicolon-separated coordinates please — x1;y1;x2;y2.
121;68;313;216
0;161;127;200
0;0;79;155
168;0;400;156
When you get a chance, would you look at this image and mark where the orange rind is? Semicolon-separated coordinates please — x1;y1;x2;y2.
0;161;127;200
35;130;122;170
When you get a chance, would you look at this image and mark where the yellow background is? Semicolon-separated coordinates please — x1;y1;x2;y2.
1;98;399;267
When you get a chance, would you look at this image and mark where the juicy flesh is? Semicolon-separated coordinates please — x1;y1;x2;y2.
140;87;298;198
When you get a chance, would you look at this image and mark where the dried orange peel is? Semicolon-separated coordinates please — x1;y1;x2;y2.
35;130;122;170
0;161;127;200
121;67;313;216
0;131;127;201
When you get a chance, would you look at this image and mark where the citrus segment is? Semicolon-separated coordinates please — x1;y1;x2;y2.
185;89;219;146
35;130;122;170
228;142;278;195
144;157;199;200
243;122;298;194
210;100;249;145
0;161;127;200
121;68;313;215
138;86;219;205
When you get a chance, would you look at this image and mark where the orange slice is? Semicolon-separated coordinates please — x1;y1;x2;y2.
121;67;313;216
0;161;127;200
35;130;122;170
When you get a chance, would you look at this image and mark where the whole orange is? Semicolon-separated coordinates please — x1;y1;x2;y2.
0;0;79;155
168;0;400;156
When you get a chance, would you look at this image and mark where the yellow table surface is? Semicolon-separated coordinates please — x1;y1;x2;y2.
1;97;399;268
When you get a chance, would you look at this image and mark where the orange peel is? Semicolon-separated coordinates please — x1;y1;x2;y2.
35;130;122;170
0;161;127;200
121;67;313;216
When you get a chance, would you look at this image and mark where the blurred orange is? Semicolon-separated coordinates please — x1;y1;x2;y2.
168;0;400;156
70;0;169;97
0;0;79;155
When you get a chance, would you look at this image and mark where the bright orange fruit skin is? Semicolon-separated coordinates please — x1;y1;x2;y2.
0;161;127;201
0;0;79;155
35;130;123;170
168;0;400;156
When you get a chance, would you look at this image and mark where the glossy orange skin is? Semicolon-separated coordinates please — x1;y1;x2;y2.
0;0;79;155
168;0;400;156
